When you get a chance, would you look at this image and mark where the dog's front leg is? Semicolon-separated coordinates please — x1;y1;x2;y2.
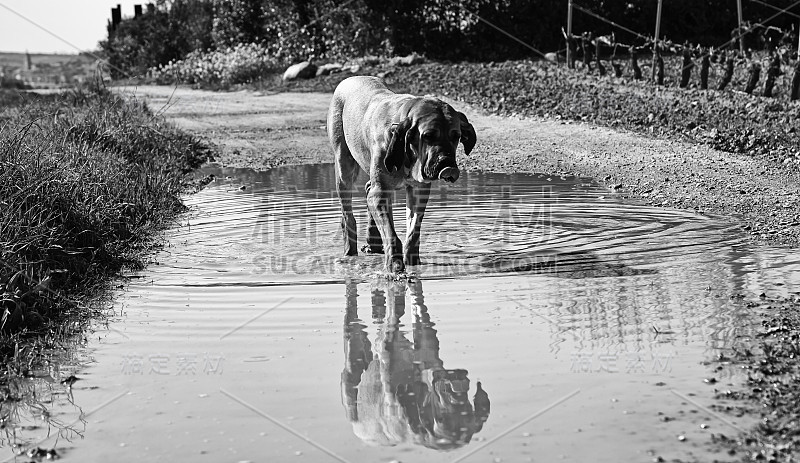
404;183;430;266
366;182;404;273
363;181;384;254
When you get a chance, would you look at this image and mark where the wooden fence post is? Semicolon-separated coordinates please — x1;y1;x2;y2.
652;0;663;81
611;45;622;77
744;60;761;94
582;32;594;71
700;49;710;89
110;4;122;30
566;0;574;69
595;38;606;75
737;0;745;54
718;52;734;90
679;44;694;88
763;53;781;97
790;60;800;100
630;46;642;79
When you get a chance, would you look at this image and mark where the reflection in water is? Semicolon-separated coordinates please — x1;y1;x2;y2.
1;357;86;459
341;278;490;450
477;249;657;278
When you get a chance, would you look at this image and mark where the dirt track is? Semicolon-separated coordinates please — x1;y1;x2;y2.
124;85;800;246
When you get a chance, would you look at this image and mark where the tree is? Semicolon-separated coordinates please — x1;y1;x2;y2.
101;0;213;78
212;0;265;48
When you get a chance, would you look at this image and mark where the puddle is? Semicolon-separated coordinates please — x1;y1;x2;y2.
7;164;800;462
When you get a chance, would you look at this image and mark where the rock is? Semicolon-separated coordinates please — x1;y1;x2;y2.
389;53;425;67
315;63;342;77
282;61;317;80
360;55;381;66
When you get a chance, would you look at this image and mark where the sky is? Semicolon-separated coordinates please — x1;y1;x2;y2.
0;0;141;54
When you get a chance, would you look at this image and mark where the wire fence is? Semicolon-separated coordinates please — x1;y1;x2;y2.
560;0;800;100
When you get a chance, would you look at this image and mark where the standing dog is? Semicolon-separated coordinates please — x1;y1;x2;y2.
327;76;476;273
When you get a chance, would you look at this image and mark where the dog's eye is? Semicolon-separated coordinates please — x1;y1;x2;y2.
422;131;437;140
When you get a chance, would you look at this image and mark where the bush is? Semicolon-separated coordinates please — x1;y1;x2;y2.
151;43;282;86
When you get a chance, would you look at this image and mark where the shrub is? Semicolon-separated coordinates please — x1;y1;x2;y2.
151;42;282;86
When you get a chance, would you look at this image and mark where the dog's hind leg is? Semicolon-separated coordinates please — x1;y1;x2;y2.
334;149;360;257
329;98;360;256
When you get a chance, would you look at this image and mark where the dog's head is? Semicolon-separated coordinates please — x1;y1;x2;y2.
385;98;476;183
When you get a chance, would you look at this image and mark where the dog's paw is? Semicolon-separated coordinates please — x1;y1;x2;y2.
389;257;405;274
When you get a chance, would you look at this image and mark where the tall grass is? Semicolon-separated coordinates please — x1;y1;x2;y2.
0;87;212;338
0;86;213;454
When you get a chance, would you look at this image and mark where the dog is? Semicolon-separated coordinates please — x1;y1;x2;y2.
341;279;490;448
327;76;476;273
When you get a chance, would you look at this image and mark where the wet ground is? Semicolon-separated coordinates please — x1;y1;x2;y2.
11;164;800;462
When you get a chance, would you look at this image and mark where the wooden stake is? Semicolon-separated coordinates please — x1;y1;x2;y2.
652;0;663;81
737;0;745;53
567;0;574;68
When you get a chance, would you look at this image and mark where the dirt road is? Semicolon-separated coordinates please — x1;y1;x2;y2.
123;85;800;246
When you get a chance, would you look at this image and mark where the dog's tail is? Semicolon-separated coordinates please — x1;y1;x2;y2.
327;87;346;155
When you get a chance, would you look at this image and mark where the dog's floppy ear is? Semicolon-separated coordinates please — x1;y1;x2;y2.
385;118;413;173
457;112;476;155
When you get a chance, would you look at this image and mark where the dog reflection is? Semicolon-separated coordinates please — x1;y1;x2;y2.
341;278;490;449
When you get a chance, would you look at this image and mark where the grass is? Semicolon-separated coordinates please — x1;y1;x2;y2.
0;86;212;336
1;86;211;336
0;84;213;452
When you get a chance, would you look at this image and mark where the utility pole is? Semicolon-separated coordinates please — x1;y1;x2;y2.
652;0;663;81
567;0;574;68
737;0;745;53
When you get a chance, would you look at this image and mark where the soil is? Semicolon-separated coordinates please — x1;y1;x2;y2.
125;84;800;249
711;294;800;461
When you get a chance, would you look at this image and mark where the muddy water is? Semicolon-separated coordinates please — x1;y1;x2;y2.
19;165;800;462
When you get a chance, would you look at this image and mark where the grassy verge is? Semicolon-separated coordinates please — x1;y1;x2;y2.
0;86;213;456
0;86;212;357
713;295;800;462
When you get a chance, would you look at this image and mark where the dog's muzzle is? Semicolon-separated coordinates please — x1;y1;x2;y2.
438;167;460;183
431;154;459;183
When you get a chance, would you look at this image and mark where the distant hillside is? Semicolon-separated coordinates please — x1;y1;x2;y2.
0;52;99;88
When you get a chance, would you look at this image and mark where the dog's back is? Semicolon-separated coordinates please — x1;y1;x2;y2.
328;77;416;170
